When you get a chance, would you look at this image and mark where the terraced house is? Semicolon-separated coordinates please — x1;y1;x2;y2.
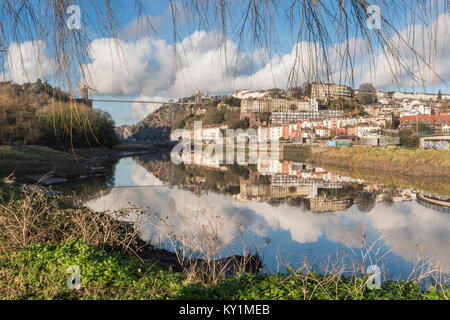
400;115;450;130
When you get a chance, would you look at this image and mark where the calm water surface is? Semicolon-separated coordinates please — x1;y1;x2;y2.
65;154;450;281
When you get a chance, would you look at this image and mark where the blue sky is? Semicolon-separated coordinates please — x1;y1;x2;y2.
2;0;449;125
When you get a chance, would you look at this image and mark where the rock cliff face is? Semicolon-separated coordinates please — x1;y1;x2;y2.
115;126;133;139
116;103;188;144
137;103;186;128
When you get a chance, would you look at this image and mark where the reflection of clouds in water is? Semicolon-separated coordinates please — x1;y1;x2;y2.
87;186;269;250
364;202;450;272
324;223;366;249
130;162;165;186
86;164;450;273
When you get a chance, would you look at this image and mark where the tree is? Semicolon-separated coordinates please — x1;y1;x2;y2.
287;87;303;98
223;97;241;107
358;92;377;105
357;83;377;105
0;81;118;148
399;129;419;148
438;90;442;101
269;88;283;97
234;117;250;130
38;106;118;148
303;83;312;98
358;83;375;92
358;106;368;116
355;192;376;213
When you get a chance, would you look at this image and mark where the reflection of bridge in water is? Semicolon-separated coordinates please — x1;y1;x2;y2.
416;193;450;213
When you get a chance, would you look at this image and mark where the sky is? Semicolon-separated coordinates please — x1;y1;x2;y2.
2;0;449;126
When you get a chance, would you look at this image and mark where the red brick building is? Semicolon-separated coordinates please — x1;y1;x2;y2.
400;115;450;129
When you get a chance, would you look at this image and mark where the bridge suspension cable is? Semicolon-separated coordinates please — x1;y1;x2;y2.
91;98;190;105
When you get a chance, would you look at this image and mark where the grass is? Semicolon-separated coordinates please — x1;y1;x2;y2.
0;145;71;160
282;145;450;194
315;165;450;196
295;146;450;177
0;240;447;300
0;145;89;179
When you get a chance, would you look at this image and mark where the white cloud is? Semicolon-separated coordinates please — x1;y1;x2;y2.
5;12;448;98
82;31;257;98
5;40;55;84
82;14;448;111
129;95;169;122
82;37;154;96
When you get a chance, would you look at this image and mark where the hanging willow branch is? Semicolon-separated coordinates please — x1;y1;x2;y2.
0;1;447;97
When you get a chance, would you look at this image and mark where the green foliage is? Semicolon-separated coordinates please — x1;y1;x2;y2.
357;91;377;105
258;112;271;124
0;179;20;202
328;97;360;114
399;129;419;148
0;240;183;299
358;106;369;116
222;97;241;107
416;122;431;133
178;272;449;300
203;108;225;125
173;114;188;129
38;106;118;148
223;110;241;128
233;117;250;130
0;240;448;300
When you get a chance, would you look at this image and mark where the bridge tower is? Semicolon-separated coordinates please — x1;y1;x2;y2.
195;90;202;105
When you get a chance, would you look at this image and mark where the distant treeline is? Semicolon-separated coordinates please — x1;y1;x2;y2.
0;81;118;148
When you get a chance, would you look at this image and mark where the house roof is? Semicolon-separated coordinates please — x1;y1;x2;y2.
401;115;450;122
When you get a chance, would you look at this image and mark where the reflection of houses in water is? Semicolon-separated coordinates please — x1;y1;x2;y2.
239;183;311;202
307;197;351;213
363;183;416;203
272;174;343;189
271;174;343;199
239;174;344;202
416;192;450;213
257;159;362;184
243;159;351;204
257;159;283;175
180;152;225;169
239;181;352;213
391;189;416;202
242;158;418;212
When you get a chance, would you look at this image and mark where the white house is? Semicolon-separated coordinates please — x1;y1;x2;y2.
356;124;381;138
257;159;282;175
315;127;331;138
258;126;269;143
269;126;283;141
202;126;222;142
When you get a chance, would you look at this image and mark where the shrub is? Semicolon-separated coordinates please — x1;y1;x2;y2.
38;105;118;148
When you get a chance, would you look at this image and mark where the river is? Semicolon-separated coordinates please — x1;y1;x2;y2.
61;152;450;282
